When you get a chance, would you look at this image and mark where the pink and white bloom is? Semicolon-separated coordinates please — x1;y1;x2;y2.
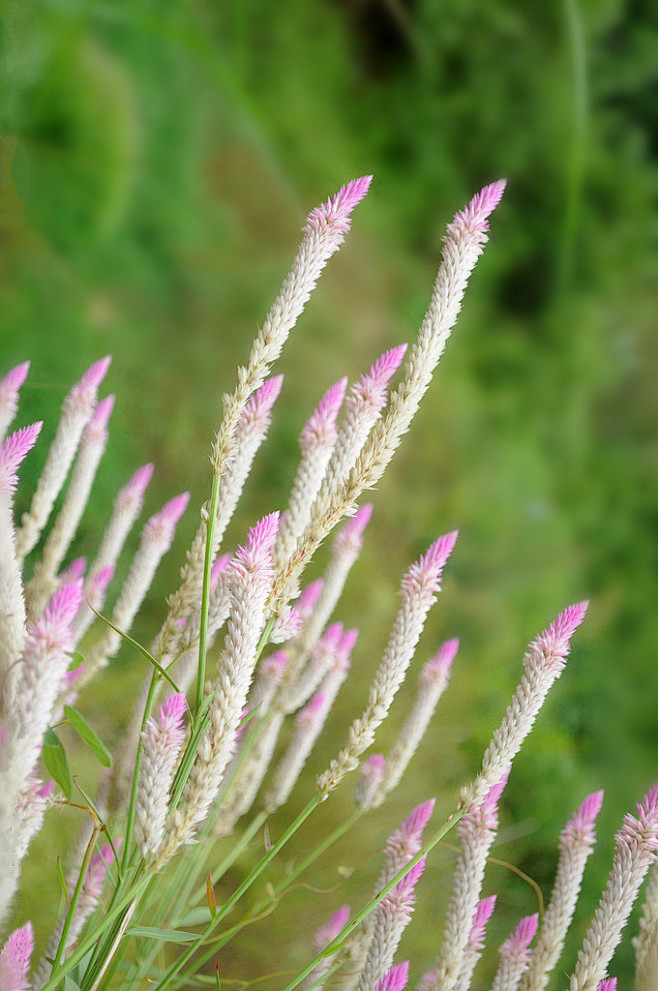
0;361;30;441
0;922;33;991
461;602;589;811
135;693;187;858
454;895;497;991
375;962;409;991
492;914;539;991
304;906;351;991
569;786;658;991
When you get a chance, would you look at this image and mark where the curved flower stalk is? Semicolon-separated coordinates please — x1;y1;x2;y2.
0;423;43;686
460;601;589;811
158;514;280;863
0;361;30;442
0;922;33;991
271;180;505;612
84;492;190;675
134;693;187;859
275;376;348;567
153;178;372;660
426;771;509;991
27;395;115;618
15;356;111;562
520;791;603;991
490;914;538;991
634;861;658;990
317;530;457;795
568;786;658;991
361;637;459;810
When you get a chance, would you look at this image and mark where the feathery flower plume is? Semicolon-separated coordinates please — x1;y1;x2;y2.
27;395;115;617
454;895;497;991
276;377;348;565
304;906;351;991
59;557;87;582
428;771;509;991
279;506;372;709
0;423;43;683
521;791;603;991
363;637;458;810
569;786;658;991
15;356;111;561
460;602;589;811
317;531;457;795
155;178;371;661
160;514;280;861
270;604;302;644
596;981;616;991
634;861;658;990
283;622;343;714
295;578;324;619
0;361;30;441
271;181;504;612
135;693;187;858
85;492;190;674
0;922;33;991
318;345;407;508
492;914;539;991
375;962;409;991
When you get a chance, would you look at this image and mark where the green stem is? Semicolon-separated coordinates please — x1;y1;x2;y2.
195;471;220;716
278;806;464;991
51;825;100;972
122;672;159;873
151;795;322;991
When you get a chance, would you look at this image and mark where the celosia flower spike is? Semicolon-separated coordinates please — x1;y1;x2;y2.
596;981;616;991
123;462;155;502
318;533;457;795
295;578;324;619
145;492;191;544
305;175;373;236
71;355;112;398
300;378;348;453
454;896;498;991
492;914;538;991
521;791;603;991
264;691;330;811
246;374;284;421
451;179;507;236
0;361;30;441
461;602;588;811
0;423;43;494
569;786;658;991
0;922;33;991
135;692;187;858
314;906;351;953
375;962;409;991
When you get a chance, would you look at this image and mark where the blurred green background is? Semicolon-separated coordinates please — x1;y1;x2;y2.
1;0;657;986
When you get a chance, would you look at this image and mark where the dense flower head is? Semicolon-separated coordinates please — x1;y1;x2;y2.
69;356;112;403
351;345;408;409
561;791;605;849
261;649;289;681
0;922;33;991
89;564;115;595
375;961;409;991
244;375;284;423
333;503;373;553
597;980;616;991
450;180;507;237
313;905;350;953
401;530;458;597
232;512;280;574
295;578;324;618
398;799;436;846
296;692;325;731
502;913;539;957
118;462;154;508
420;637;459;686
32;579;84;645
0;360;30;398
359;753;386;790
270;605;302;643
393;855;426;899
525;601;589;675
0;422;43;494
158;692;187;735
300;377;348;451
470;895;497;951
60;557;87;582
619;785;658;851
144;492;190;544
85;842;116;901
463;768;509;834
86;394;115;437
305;175;373;236
338;627;359;659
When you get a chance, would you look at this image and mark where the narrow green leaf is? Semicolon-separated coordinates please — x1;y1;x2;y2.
172;908;212;927
64;706;112;767
88;606;179;692
126;926;198;943
43;727;72;800
67;651;86;668
64;975;82;991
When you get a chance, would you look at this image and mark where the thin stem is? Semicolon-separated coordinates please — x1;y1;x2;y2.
195;472;221;716
278;806;464;991
51;824;101;971
122;671;159;873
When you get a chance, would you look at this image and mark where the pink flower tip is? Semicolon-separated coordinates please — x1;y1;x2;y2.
43;579;84;631
63;557;87;580
319;377;349;421
262;649;290;679
38;780;56;799
0;922;34;990
126;463;155;498
159;692;187;730
362;753;386;778
313;905;351;952
1;360;30;394
248;511;280;556
82;355;112;391
395;855;426;896
305;175;373;236
507;913;539;951
295;578;324;616
211;553;232;583
161;492;190;525
563;790;604;847
88;394;115;433
401;799;436;842
0;422;43;493
453;180;507;235
297;692;326;729
549;600;589;645
345;503;373;538
91;564;115;593
247;375;284;418
375;961;409;991
597;980;617;991
423;638;459;682
424;530;458;572
370;344;408;386
301;378;348;448
473;894;497;929
338;627;359;658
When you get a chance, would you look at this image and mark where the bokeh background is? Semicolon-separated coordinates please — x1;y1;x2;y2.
1;0;657;986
